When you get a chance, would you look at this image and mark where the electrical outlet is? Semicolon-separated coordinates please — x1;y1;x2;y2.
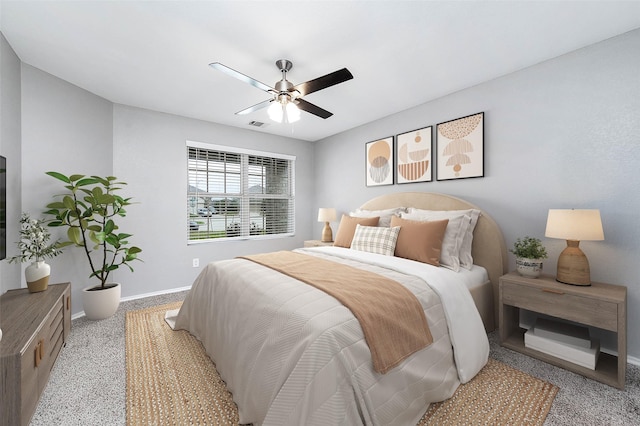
192;258;199;268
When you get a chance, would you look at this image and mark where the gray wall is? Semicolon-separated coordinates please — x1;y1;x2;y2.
313;29;640;360
10;63;313;314
0;33;21;295
111;104;314;299
19;64;113;311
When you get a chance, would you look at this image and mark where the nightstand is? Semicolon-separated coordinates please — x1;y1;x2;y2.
304;240;334;247
499;272;627;389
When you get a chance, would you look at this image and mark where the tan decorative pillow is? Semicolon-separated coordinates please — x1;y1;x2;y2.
390;216;449;266
401;211;469;271
406;208;481;269
349;207;407;227
333;215;380;248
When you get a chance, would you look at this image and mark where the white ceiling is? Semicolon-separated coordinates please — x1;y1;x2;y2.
2;1;639;142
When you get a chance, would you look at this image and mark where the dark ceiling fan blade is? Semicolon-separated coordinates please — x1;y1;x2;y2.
292;68;353;97
209;62;275;93
296;99;333;119
236;99;273;115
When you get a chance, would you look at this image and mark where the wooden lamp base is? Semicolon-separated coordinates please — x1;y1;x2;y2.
556;240;591;286
321;222;333;242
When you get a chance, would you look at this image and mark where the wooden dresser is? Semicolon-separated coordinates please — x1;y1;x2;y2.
1;283;71;426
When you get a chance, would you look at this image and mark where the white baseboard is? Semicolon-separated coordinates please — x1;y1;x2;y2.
70;285;192;320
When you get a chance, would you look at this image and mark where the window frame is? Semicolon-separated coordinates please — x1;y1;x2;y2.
187;140;296;244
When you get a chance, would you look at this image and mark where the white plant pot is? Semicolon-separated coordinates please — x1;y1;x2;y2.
515;257;543;278
25;260;51;293
82;282;121;320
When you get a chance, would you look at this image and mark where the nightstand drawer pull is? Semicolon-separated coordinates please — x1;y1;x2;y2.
541;288;565;295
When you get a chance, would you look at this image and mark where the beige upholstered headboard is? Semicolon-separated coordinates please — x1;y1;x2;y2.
359;192;508;328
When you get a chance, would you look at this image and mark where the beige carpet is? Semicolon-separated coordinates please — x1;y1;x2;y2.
126;302;558;425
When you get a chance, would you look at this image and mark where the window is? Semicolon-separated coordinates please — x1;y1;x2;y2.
187;141;295;242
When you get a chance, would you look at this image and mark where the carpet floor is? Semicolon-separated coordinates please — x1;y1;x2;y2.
31;290;640;425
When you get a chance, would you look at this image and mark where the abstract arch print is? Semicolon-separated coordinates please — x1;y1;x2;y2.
365;137;394;186
396;126;432;184
436;112;484;180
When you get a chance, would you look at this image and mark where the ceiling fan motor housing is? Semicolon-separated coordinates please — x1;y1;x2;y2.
274;59;296;97
275;79;294;93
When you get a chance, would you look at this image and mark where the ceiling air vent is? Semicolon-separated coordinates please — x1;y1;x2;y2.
248;121;267;127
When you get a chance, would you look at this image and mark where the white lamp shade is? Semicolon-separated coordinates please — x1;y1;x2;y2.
285;102;300;123
267;101;284;123
317;208;337;222
545;209;604;241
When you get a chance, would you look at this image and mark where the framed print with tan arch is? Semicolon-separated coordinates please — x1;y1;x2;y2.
396;126;433;184
365;137;394;186
436;112;484;180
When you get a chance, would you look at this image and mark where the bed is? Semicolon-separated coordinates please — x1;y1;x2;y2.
170;192;507;425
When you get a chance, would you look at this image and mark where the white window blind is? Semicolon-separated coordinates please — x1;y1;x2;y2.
187;141;295;242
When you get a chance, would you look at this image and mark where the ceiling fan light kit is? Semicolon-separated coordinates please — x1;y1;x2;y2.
210;59;353;124
267;98;301;123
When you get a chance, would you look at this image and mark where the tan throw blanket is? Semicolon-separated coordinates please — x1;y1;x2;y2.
240;251;433;374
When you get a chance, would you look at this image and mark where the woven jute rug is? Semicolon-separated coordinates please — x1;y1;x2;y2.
126;302;558;425
418;357;558;425
126;302;239;425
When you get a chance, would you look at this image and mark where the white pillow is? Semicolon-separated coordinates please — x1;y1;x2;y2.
459;209;481;269
407;208;481;269
401;211;470;271
350;207;407;227
350;224;401;256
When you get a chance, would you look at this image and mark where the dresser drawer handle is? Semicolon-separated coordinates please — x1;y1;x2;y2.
34;345;40;367
34;339;45;367
542;288;565;295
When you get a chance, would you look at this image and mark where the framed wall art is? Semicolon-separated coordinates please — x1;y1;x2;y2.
395;126;432;184
365;137;394;186
436;112;484;180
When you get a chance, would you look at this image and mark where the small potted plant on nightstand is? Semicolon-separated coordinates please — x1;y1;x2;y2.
510;236;548;278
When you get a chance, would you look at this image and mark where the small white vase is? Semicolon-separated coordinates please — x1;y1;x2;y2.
515;257;543;278
25;260;51;293
82;282;121;320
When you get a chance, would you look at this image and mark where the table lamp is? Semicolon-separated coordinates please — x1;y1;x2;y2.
317;208;337;242
545;209;604;286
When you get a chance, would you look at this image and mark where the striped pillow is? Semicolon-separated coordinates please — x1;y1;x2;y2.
350;224;401;256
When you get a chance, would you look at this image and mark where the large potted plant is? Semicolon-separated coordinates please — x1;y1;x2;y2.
44;172;142;320
7;212;62;292
510;236;548;278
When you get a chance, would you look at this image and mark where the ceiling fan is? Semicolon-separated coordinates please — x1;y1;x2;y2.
209;59;353;123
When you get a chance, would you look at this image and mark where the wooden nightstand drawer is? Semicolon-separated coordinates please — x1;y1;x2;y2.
501;281;618;331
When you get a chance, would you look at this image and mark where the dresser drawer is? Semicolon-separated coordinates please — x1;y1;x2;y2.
501;281;618;331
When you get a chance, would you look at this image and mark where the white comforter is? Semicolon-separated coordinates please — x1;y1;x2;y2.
171;247;489;425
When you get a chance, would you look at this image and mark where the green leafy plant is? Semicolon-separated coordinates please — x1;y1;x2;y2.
509;236;548;259
44;172;142;289
7;212;62;263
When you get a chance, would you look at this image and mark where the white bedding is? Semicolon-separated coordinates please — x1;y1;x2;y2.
170;247;489;425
